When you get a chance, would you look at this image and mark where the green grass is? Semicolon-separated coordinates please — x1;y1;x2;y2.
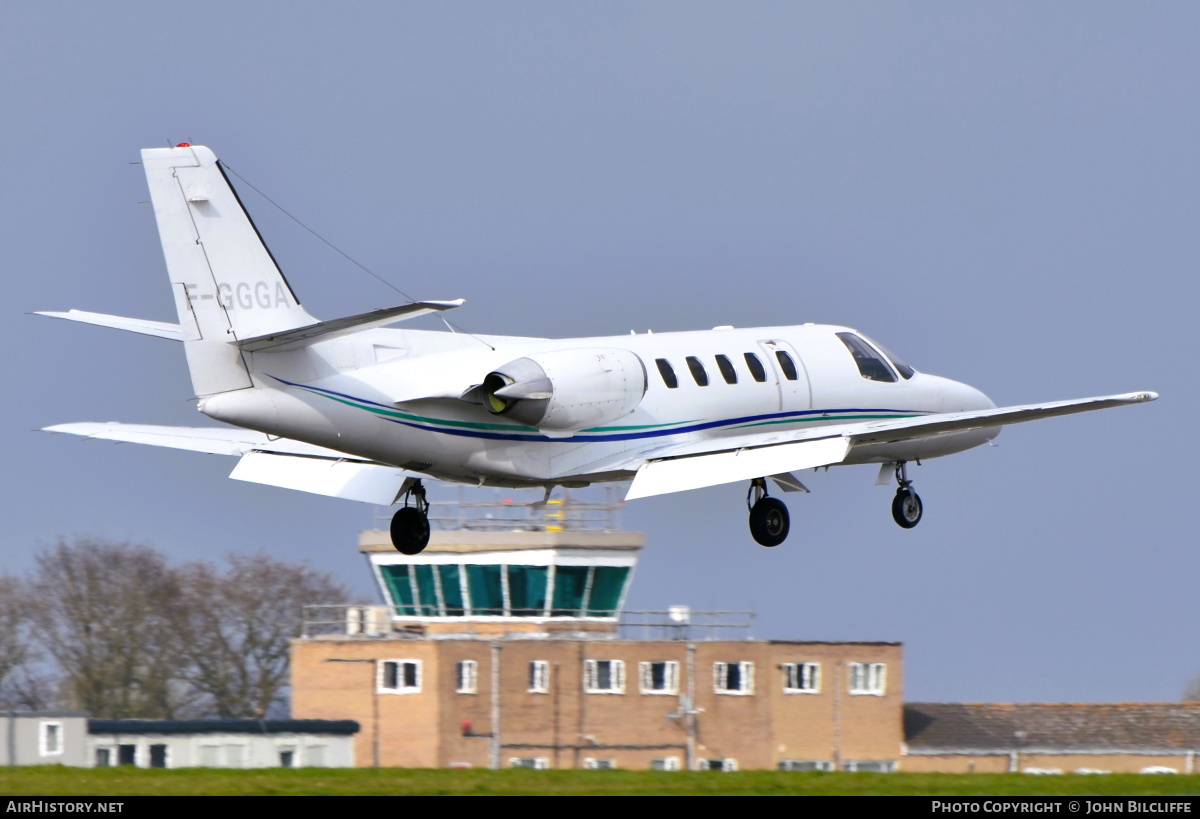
2;768;1200;796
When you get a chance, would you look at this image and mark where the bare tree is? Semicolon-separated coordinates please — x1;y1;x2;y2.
172;553;350;718
0;575;51;709
29;539;193;718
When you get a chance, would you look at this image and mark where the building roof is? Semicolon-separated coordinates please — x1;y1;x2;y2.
905;703;1200;754
87;719;359;736
360;529;644;553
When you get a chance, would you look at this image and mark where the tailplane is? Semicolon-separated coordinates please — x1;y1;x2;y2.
141;144;318;396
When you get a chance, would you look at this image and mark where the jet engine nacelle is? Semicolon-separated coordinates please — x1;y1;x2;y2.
481;347;647;432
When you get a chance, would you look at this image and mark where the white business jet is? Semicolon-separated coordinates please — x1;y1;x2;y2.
38;145;1157;554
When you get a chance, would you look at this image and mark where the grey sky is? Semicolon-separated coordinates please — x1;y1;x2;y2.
3;2;1195;704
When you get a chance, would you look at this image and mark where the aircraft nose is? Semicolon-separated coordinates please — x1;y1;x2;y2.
946;380;996;413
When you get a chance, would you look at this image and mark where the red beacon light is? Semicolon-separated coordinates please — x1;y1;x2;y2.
176;143;190;147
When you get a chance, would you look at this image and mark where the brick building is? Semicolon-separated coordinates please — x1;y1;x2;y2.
290;495;904;770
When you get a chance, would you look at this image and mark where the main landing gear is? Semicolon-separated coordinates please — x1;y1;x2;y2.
890;461;923;529
390;479;430;555
748;478;790;547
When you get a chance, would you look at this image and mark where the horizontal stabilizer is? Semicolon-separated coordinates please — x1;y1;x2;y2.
229;451;412;505
41;422;353;458
237;299;465;352
626;436;850;500
34;310;182;341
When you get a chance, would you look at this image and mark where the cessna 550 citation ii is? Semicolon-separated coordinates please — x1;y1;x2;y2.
39;145;1157;553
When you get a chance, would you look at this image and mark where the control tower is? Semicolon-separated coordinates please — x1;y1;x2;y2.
358;489;642;635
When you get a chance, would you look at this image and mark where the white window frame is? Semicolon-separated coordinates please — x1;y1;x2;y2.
848;662;886;696
584;659;625;694
583;758;617;769
713;661;754;695
697;758;738;772
782;662;820;694
509;757;549;769
529;660;550;694
843;759;896;773
779;759;834;772
456;659;478;694
39;721;64;757
378;659;422;694
639;660;680;695
651;756;680;772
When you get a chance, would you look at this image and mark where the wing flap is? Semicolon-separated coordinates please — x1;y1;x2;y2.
229;451;412;505
626;436;850;500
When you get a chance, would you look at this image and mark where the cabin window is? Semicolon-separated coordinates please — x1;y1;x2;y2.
836;333;897;383
774;351;799;381
686;356;709;386
655;358;678;389
714;355;737;384
744;353;767;382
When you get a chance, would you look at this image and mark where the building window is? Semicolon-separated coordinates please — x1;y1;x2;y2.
639;661;679;695
782;662;820;694
279;749;296;768
149;744;168;769
457;660;478;694
379;659;421;693
584;659;625;694
651;757;680;771
843;759;896;773
779;759;834;772
698;758;738;771
39;722;63;756
509;757;548;769
714;661;754;695
529;660;550;693
584;758;617;769
848;662;886;696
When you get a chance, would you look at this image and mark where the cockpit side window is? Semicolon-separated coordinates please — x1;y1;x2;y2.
836;333;897;383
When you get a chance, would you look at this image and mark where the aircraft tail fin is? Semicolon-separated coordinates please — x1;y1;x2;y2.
141;144;318;396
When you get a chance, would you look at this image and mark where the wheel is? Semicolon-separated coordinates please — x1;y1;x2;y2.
749;497;790;547
390;506;430;555
891;489;923;529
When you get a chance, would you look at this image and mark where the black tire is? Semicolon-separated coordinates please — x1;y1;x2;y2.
391;506;431;555
891;489;923;529
749;497;790;547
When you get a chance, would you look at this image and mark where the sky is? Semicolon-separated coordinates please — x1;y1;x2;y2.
2;2;1195;705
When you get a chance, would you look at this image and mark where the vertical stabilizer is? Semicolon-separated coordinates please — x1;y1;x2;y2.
142;145;317;396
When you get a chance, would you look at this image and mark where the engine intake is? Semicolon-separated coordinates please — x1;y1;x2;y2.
482;348;647;432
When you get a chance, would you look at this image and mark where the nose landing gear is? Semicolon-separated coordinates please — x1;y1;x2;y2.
748;477;790;547
890;462;923;529
390;479;431;555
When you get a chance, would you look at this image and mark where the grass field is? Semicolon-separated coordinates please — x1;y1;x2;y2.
2;768;1200;796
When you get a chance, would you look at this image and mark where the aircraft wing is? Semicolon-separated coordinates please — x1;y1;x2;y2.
625;391;1158;500
41;422;416;505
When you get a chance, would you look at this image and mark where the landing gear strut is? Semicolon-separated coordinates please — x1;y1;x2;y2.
747;478;790;547
890;462;923;529
391;480;430;555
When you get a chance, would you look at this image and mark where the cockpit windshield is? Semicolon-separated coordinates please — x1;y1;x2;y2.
836;333;914;382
